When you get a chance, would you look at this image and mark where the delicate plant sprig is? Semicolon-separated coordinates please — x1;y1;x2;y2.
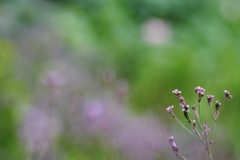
168;136;187;160
166;87;232;160
210;91;233;142
194;86;205;132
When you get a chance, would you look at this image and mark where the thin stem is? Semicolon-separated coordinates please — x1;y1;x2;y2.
196;117;202;133
205;134;213;160
174;117;199;139
197;102;203;133
208;153;213;160
187;116;203;141
191;125;202;142
220;99;228;112
210;119;217;141
210;103;214;141
188;118;210;155
210;104;214;118
210;99;227;140
189;110;195;117
189;110;202;132
198;102;201;123
191;108;202;134
191;125;210;156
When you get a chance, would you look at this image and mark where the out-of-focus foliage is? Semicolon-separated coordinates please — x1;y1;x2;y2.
0;39;26;159
0;0;240;159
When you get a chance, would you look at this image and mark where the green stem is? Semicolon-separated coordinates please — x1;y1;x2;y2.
220;99;228;112
192;125;202;142
211;99;227;141
210;120;217;141
210;104;214;118
198;102;203;133
191;109;202;134
196;117;202;133
188;116;203;141
189;110;195;117
174;117;199;139
205;134;213;160
210;103;214;140
188;116;210;155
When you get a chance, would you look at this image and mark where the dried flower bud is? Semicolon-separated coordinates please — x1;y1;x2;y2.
192;120;197;128
166;106;175;117
195;86;205;93
180;104;189;110
178;96;185;104
202;122;211;148
168;136;185;159
172;89;182;96
191;105;199;119
215;101;221;111
214;102;221;121
168;136;174;144
224;90;233;100
207;95;214;106
224;90;230;97
182;109;191;124
214;110;220;121
172;89;187;106
210;140;213;144
228;95;233;99
198;91;204;97
203;122;211;134
195;86;205;102
192;105;196;110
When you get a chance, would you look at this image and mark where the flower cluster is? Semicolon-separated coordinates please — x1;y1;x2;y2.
166;106;175;117
195;86;205;102
213;101;221;121
224;90;233;99
166;86;233;160
207;95;214;106
192;105;199;120
168;136;185;160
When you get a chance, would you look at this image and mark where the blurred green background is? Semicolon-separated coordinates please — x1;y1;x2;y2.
0;0;240;159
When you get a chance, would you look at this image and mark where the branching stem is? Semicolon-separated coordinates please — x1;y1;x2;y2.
174;117;199;139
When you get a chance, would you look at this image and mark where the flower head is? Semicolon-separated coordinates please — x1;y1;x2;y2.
166;106;175;117
195;86;205;102
215;101;221;111
192;120;197;128
224;90;233;99
203;122;211;134
207;95;214;106
172;89;182;96
194;86;205;93
168;136;185;159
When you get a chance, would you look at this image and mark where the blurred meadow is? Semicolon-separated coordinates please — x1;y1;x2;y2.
0;0;240;159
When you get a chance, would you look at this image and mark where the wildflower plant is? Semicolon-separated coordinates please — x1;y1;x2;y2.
166;86;233;160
